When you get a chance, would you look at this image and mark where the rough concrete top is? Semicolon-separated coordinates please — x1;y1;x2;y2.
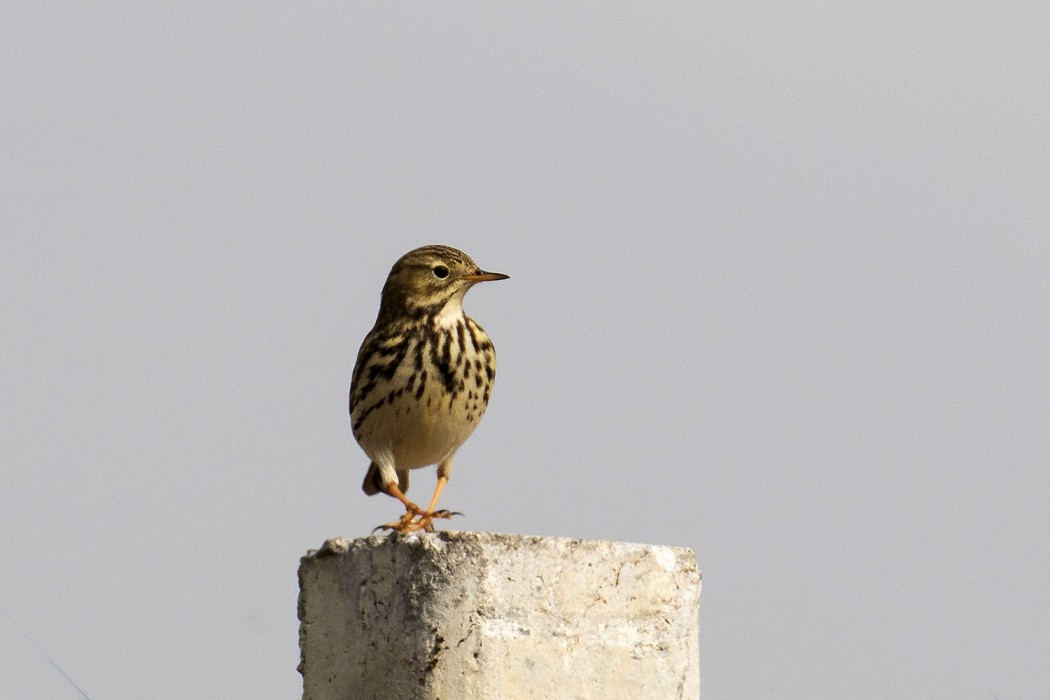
302;529;700;572
299;531;701;700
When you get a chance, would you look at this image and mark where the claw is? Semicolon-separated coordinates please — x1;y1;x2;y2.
372;508;420;533
414;508;462;533
372;508;462;534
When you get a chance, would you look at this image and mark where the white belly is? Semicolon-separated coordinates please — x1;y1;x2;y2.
350;307;496;472
357;367;483;470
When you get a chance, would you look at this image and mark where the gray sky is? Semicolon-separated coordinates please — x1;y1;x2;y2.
2;3;1048;698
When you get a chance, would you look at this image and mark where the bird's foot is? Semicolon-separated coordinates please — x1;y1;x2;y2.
372;508;420;534
414;509;461;533
373;508;462;534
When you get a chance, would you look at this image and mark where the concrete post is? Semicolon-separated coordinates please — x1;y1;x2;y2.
298;531;701;699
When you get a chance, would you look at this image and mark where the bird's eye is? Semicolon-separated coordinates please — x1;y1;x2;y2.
432;265;450;279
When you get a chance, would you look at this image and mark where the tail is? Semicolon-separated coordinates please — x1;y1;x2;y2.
362;462;409;495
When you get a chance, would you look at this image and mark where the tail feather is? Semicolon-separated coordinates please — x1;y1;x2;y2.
362;462;409;495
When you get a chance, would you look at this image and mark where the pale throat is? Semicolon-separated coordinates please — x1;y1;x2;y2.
434;295;465;329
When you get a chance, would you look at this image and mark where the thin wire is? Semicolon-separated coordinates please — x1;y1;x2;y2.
0;606;91;700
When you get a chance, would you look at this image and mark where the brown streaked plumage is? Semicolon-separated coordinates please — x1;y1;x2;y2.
349;245;508;533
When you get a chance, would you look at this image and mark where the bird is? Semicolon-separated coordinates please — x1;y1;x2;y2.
348;245;508;533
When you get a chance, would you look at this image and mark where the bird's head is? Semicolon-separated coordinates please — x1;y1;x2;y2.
378;245;508;318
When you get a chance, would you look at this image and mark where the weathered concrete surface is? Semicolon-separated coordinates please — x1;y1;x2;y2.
298;531;701;699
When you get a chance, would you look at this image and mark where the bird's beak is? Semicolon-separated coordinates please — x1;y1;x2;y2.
463;271;510;283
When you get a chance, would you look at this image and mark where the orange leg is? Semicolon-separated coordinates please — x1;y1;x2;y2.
384;481;421;513
374;477;460;534
416;476;459;532
373;482;423;533
423;475;448;514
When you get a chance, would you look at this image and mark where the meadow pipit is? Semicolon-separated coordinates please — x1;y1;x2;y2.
349;245;508;533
